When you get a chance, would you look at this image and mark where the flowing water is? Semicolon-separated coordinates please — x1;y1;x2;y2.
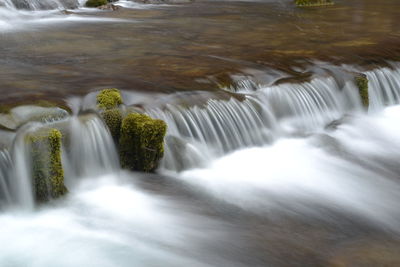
2;0;400;266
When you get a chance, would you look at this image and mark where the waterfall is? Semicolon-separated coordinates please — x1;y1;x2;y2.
0;64;400;204
146;77;358;171
0;149;12;206
0;113;119;208
63;115;119;185
367;65;400;111
147;66;400;172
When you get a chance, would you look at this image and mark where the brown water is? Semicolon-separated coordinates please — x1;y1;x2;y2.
1;0;400;105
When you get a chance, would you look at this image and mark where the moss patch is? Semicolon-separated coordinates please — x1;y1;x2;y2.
96;88;123;110
85;0;107;7
26;128;67;203
119;113;167;172
355;74;369;108
295;0;334;7
101;108;122;142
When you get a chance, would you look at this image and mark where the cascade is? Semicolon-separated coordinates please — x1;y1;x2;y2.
0;65;399;206
63;115;119;184
0;113;119;208
367;65;400;111
0;149;12;206
148;67;400;172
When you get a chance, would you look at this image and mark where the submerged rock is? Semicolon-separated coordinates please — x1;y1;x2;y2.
26;128;67;203
294;0;334;7
119;113;167;172
355;73;369;108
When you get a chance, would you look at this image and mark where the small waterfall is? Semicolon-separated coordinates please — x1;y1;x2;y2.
148;66;400;172
147;76;362;171
63;115;119;184
0;149;12;206
147;97;274;171
367;65;400;112
0;112;119;208
8;125;41;209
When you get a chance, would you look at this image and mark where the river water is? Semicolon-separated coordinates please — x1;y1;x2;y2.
1;0;400;266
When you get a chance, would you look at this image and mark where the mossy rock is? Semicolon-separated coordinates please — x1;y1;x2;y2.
96;88;123;110
85;0;107;7
101;108;122;142
26;128;67;202
119;113;167;172
355;74;369;108
295;0;334;7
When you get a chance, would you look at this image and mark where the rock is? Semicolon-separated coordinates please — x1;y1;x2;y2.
294;0;334;7
354;73;369;108
96;88;123;110
98;3;119;10
26;128;67;203
119;113;167;172
85;0;107;8
0;105;69;131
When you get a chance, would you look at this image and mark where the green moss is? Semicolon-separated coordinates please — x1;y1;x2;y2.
26;128;67;202
295;0;334;7
101;108;122;142
96;88;123;110
85;0;107;7
119;113;167;172
355;74;369;108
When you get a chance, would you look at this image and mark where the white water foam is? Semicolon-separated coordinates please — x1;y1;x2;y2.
178;105;400;231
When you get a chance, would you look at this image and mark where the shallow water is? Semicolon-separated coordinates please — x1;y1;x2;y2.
1;0;400;103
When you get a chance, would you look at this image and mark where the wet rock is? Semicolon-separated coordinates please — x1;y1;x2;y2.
119;113;167;172
0;105;69;131
98;3;119;10
10;0;80;10
26;128;67;203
